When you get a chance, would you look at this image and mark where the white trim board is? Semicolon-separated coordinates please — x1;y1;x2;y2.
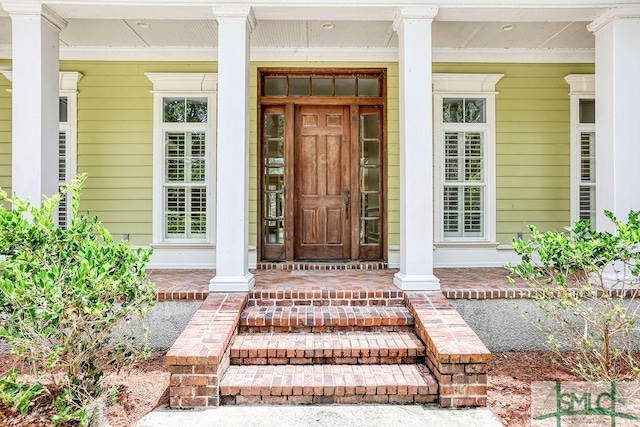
388;245;520;268
146;245;258;269
0;45;595;63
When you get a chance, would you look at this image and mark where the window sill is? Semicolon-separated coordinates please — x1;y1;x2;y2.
435;241;500;249
151;242;215;250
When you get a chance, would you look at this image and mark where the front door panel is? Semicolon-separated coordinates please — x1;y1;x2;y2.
295;105;350;259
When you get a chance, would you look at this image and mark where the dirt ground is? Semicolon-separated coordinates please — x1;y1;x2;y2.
0;351;578;427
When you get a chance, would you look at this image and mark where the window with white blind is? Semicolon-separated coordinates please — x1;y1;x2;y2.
433;74;502;243
443;129;485;238
577;101;596;227
57;73;81;229
146;74;217;245
565;75;596;229
58;96;73;229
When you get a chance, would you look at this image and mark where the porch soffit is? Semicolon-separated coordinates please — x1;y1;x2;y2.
0;1;629;60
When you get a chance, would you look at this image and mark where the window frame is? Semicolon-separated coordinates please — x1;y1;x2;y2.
146;73;217;245
58;73;81;229
565;74;596;228
433;74;503;244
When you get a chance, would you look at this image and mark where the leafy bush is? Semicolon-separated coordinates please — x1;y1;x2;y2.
507;211;640;382
0;174;156;425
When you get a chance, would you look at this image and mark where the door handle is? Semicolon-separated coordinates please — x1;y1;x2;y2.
344;189;350;220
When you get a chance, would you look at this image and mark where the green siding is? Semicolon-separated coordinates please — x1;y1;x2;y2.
65;61;216;246
0;60;593;251
433;63;594;244
0;60;10;207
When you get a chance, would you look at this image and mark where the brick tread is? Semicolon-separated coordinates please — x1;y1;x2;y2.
230;331;425;364
240;306;414;332
220;364;438;404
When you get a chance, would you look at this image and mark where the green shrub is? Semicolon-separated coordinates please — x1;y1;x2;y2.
0;174;156;425
507;211;640;382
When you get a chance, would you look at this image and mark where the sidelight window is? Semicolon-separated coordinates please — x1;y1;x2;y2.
359;109;382;245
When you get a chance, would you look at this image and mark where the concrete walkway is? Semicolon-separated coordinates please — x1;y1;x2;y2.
135;405;503;427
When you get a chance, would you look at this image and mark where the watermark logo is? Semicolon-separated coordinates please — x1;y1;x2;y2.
532;381;640;426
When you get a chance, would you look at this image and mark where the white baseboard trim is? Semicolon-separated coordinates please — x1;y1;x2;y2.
145;245;257;269
388;244;519;268
147;245;216;269
434;246;519;267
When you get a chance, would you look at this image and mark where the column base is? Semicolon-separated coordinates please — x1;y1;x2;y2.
393;272;440;291
209;272;255;292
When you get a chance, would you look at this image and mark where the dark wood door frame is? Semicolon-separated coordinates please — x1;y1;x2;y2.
258;68;386;262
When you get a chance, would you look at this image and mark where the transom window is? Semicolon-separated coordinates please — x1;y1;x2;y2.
262;73;383;97
146;73;217;245
433;74;502;243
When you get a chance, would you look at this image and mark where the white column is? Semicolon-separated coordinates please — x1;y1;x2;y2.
392;8;440;291
589;9;640;232
209;6;255;292
2;2;65;204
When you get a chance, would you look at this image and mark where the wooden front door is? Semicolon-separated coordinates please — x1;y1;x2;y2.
294;105;351;260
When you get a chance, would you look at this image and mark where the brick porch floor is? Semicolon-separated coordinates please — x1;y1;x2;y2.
150;267;531;301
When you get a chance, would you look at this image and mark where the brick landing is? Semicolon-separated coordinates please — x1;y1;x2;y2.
167;274;490;409
150;267;530;302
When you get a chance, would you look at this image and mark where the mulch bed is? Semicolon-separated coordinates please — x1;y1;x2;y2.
1;350;582;427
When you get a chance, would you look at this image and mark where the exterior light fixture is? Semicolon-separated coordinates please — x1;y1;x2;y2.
136;21;150;29
322;22;335;30
501;23;515;31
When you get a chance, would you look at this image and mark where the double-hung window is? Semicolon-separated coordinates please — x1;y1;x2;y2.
146;73;217;244
565;75;596;228
433;74;503;243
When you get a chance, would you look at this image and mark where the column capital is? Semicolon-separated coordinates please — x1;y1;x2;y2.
1;1;67;31
212;5;256;31
588;6;640;34
393;7;439;32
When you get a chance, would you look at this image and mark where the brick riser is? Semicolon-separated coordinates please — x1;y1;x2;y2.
240;306;415;333
230;331;425;365
220;364;438;405
247;289;405;307
246;298;404;307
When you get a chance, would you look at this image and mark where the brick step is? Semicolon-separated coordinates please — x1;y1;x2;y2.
239;306;415;332
247;287;404;307
220;364;438;405
230;331;425;365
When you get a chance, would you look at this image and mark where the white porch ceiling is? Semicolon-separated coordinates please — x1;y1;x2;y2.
0;17;594;50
